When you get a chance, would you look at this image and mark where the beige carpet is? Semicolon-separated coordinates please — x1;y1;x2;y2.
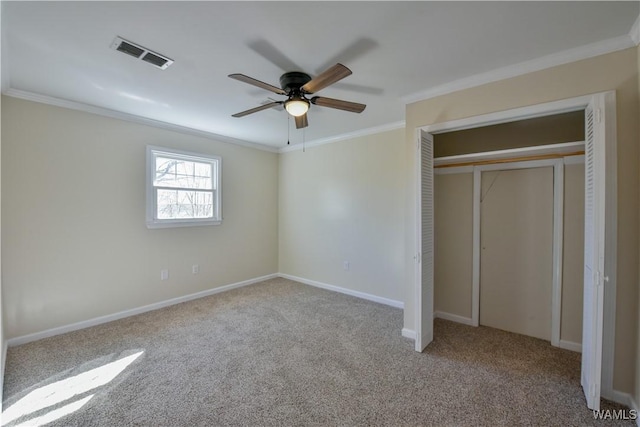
2;278;633;426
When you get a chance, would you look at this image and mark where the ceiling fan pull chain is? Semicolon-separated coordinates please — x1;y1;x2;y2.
287;114;290;145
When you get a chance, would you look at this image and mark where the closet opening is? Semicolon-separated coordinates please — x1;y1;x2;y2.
413;91;617;410
433;110;585;351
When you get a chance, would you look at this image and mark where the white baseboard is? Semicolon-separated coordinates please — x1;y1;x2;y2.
601;388;637;408
434;311;475;326
1;340;6;403
401;328;416;340
7;273;279;347
278;273;404;309
557;339;582;353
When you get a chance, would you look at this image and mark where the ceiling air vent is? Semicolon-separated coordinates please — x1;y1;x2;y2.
110;36;173;70
142;52;170;68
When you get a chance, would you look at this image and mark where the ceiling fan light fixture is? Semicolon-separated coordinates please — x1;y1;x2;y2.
285;98;310;117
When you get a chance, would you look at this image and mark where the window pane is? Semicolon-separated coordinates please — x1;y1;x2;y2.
154;157;213;189
156;189;214;219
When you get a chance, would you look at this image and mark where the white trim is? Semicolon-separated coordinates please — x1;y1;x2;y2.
278;273;404;309
558;339;582;353
598;389;640;417
401;328;416;340
434;311;475;326
420;95;594;135
630;13;640;46
434;165;473;175
414;129;425;351
551;160;564;348
475;158;562;173
145;145;222;229
278;120;405;153
402;35;634;105
1;340;7;403
434;141;585;167
601;389;634;408
471;168;481;327
600;91;618;403
2;89;280;153
564;155;585;166
7;273;278;347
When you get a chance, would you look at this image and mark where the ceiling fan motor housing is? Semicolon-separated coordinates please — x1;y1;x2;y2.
279;72;312;93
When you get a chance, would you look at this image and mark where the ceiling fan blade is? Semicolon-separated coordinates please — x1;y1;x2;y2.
310;96;366;113
301;63;352;94
232;102;282;118
228;73;286;95
295;113;309;129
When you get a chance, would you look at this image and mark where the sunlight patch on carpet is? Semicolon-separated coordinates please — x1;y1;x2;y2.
12;394;94;427
2;351;144;426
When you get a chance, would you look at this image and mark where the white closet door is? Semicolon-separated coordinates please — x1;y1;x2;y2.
581;101;605;411
415;131;434;351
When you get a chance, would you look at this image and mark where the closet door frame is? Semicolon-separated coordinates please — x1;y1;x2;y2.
413;91;617;406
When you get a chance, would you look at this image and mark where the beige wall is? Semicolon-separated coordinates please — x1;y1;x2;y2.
434;111;584;157
2;96;279;339
405;47;639;393
434;173;473;317
562;163;585;344
279;129;406;302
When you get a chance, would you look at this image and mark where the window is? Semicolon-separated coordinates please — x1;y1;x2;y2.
146;146;221;228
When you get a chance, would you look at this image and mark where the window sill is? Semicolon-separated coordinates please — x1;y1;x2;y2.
146;219;222;229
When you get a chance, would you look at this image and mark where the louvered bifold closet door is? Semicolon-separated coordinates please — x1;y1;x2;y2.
581;102;605;411
417;131;434;351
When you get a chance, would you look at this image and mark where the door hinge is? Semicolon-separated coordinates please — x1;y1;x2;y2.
417;140;421;151
415;252;421;263
596;108;602;123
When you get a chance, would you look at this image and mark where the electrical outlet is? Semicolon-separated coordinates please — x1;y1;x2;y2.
343;261;350;271
192;264;199;274
160;269;169;280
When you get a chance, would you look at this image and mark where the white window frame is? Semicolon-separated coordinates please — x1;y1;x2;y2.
146;145;222;229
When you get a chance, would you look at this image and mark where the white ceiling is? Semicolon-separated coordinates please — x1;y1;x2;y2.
3;1;639;149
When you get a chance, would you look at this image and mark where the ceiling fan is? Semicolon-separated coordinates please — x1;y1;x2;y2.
228;63;366;129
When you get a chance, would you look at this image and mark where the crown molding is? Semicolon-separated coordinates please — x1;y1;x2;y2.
3;88;404;154
3;88;280;153
278;120;405;153
402;34;635;105
630;13;640;46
